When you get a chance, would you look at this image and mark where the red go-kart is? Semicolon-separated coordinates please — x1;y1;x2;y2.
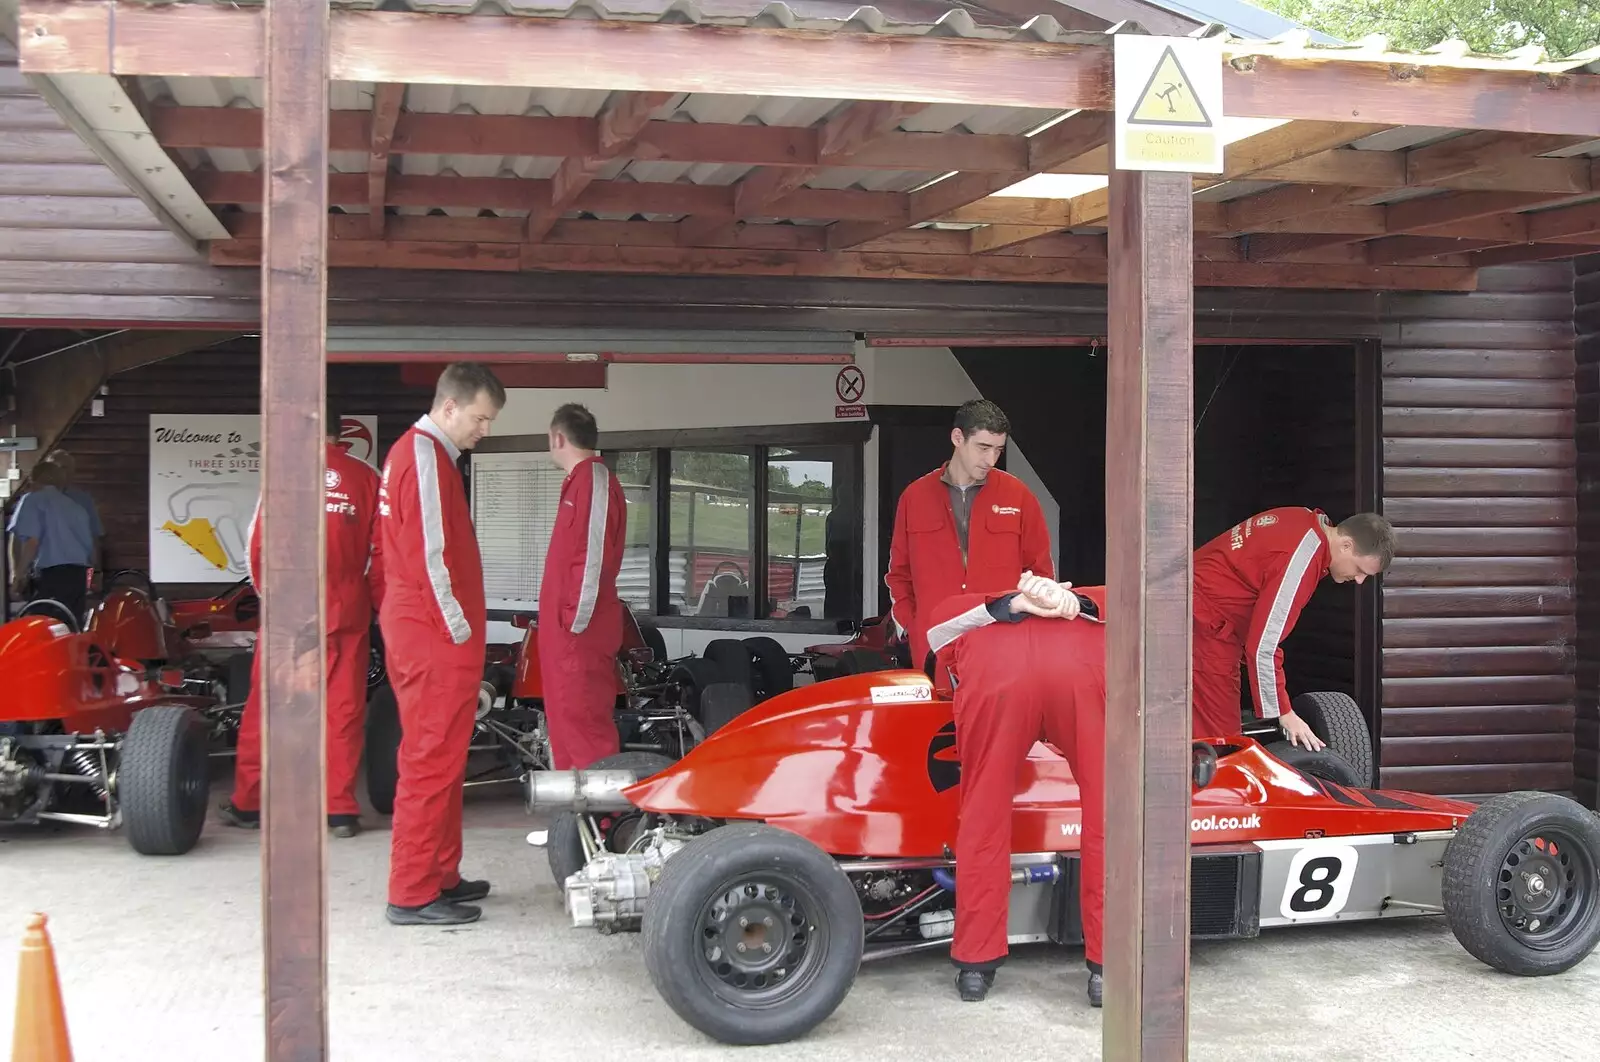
0;605;213;855
526;668;1600;1046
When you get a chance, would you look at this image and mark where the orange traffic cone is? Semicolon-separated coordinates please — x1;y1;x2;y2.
10;913;73;1062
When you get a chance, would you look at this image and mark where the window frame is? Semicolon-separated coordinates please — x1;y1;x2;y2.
476;422;869;635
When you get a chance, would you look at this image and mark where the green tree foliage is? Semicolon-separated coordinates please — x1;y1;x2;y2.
1254;0;1599;59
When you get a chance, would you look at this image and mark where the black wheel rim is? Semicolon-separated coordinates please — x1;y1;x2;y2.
693;872;828;1010
179;727;210;818
1495;826;1598;950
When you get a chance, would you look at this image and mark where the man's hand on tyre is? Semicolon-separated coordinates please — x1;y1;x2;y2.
1279;710;1326;751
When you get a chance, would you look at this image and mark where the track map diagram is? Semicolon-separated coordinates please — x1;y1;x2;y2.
148;415;261;582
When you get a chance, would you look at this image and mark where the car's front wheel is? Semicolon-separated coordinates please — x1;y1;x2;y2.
120;705;210;856
642;823;863;1045
1442;791;1600;975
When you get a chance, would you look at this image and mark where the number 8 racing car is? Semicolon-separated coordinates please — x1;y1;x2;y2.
525;669;1600;1047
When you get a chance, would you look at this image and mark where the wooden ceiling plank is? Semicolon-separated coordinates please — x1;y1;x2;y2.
1403;131;1598;186
365;83;405;238
527;90;678;242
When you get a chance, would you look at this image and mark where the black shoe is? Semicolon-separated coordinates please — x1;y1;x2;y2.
956;969;996;1002
1088;971;1103;1008
441;878;491;903
218;801;260;830
385;900;482;926
328;814;361;839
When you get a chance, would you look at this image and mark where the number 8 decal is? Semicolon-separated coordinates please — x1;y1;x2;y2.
1279;844;1358;920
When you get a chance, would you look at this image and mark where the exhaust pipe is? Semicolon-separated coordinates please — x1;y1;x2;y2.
524;769;643;814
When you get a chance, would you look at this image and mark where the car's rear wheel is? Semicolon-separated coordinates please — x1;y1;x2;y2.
364;684;400;816
1442;791;1600;976
642;823;864;1046
835;648;893;676
120;705;210;856
1291;691;1373;787
547;751;677;890
668;658;724;720
637;620;668;666
741;637;794;702
1262;742;1365;788
703;639;756;702
700;682;755;737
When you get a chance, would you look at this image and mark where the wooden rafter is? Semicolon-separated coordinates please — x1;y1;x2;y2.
1402;131;1598;186
20;2;1600;134
977;122;1389;254
677;99;928;247
827;111;1110;250
206;236;1480;291
365;83;404;238
527;91;677;242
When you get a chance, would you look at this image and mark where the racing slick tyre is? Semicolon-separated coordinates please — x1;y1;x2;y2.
120;705;211;856
642;823;865;1046
547;751;677;889
1261;742;1365;789
19;598;81;631
668;658;724;720
741;636;794;702
1442;791;1600;976
700;682;756;737
638;620;669;666
703;639;757;702
1290;691;1374;787
835;648;894;676
364;684;401;816
367;625;387;691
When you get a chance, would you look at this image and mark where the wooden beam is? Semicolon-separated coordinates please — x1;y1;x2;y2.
1385;191;1566;234
259;0;329;1059
1525;199;1600;242
1220;184;1373;232
149;104;1035;174
208;236;1479;289
1402;131;1595;186
527;91;677;241
365;83;404;238
18;2;1116;111
828;112;1110;249
1466;243;1600;267
1103;165;1194;1062
678;99;927;246
1362;235;1502;265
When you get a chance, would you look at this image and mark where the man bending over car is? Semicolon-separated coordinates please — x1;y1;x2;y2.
926;572;1106;1008
1193;508;1395;750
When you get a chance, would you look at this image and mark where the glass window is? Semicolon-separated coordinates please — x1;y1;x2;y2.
764;445;857;622
610;450;654;612
668;450;755;618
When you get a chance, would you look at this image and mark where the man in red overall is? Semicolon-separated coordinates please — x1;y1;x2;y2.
926;573;1107;1008
380;363;504;926
1193;508;1395;747
219;438;384;838
537;403;627;769
886;399;1053;677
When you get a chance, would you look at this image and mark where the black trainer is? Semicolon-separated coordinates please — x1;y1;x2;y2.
441;878;491;903
956;969;996;1002
328;814;361;839
1088;971;1104;1008
218;801;260;830
385;899;482;926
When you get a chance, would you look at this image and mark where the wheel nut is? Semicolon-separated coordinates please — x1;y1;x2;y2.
736;943;747;953
762;943;772;953
739;916;749;928
763;916;774;927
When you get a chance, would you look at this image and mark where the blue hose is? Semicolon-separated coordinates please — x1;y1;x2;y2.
932;868;957;893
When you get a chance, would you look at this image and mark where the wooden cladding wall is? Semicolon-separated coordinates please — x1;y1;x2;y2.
1379;263;1579;798
1576;254;1600;810
47;343;428;593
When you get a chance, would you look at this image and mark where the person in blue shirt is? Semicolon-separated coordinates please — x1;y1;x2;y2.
7;460;96;622
44;450;104;574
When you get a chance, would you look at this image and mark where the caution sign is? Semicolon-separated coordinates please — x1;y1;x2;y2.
1114;35;1224;174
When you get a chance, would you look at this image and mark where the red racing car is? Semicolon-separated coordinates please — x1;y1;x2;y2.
526;668;1600;1046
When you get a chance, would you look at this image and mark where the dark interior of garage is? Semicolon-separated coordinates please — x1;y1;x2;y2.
952;342;1376;715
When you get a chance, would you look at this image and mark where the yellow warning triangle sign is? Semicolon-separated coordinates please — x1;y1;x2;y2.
1126;45;1213;127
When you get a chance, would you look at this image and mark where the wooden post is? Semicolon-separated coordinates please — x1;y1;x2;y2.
1102;166;1195;1061
260;0;330;1058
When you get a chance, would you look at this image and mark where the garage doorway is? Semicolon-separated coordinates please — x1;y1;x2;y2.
953;342;1382;733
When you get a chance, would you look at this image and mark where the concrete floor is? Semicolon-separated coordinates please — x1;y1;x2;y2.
3;783;1599;1062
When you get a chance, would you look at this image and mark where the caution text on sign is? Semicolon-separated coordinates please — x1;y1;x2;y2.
1113;35;1224;174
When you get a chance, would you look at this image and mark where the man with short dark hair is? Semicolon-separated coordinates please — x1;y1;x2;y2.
538;402;627;769
1193;508;1396;749
380;362;505;926
885;398;1053;675
41;451;103;577
7;460;95;621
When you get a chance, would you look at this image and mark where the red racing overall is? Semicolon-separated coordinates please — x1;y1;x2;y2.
538;456;628;769
232;442;384;817
926;587;1108;973
886;468;1053;677
379;416;487;908
1192;507;1332;740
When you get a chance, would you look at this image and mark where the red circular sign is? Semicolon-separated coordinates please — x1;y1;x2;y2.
836;365;865;403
